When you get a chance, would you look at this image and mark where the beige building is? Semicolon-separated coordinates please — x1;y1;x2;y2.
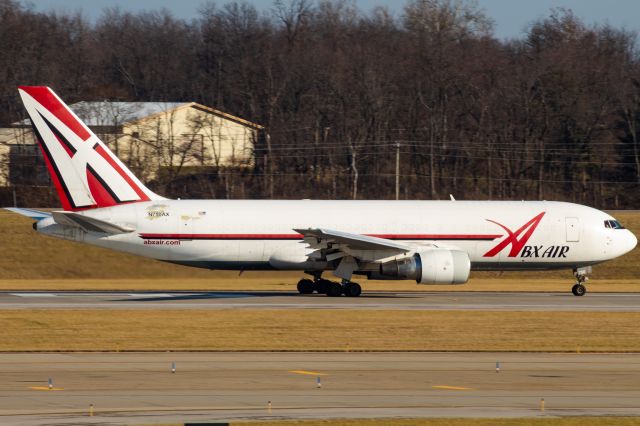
0;101;262;186
0;127;37;187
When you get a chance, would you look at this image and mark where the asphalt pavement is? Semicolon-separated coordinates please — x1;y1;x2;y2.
0;352;638;425
1;290;639;311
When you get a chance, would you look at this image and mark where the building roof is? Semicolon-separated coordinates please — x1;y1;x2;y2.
14;101;263;130
70;101;189;127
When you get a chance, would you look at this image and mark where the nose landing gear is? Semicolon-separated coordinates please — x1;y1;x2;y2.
571;266;591;296
571;283;586;296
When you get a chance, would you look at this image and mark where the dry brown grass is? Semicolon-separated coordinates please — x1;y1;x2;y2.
1;309;639;352
232;418;640;426
1;209;639;286
232;419;640;426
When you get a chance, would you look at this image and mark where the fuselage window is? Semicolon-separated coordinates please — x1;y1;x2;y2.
605;220;625;229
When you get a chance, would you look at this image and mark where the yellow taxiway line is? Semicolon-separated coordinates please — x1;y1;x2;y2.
288;370;327;376
432;385;473;390
29;387;64;391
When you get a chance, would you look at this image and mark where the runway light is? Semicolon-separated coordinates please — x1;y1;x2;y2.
540;398;545;412
496;361;500;373
171;362;176;373
317;376;322;389
48;378;52;390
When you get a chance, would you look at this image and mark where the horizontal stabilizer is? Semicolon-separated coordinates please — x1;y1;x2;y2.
4;207;51;220
52;211;133;234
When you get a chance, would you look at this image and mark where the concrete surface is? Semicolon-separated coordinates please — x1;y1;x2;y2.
0;352;638;425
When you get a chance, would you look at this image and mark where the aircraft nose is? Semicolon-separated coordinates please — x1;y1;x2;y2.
629;231;638;251
626;230;638;253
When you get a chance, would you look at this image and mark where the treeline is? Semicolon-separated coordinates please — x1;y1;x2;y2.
2;0;640;207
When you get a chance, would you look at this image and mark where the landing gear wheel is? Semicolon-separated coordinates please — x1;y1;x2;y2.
297;279;314;294
571;283;586;296
314;279;331;294
572;267;591;297
344;282;362;297
326;282;343;297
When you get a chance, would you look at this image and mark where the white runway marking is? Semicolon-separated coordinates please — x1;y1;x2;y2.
126;293;174;298
9;293;56;298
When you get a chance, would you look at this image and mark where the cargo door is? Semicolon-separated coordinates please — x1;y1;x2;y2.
565;217;579;242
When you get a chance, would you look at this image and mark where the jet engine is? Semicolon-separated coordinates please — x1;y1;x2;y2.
379;248;470;284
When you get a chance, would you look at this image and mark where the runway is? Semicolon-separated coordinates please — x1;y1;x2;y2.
0;352;638;425
1;290;640;311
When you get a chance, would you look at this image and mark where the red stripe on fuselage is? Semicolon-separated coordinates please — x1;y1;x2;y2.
138;233;502;240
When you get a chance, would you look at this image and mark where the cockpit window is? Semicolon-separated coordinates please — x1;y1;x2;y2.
604;220;625;229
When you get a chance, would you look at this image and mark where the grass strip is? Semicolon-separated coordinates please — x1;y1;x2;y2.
232;418;640;426
231;418;640;426
1;309;639;352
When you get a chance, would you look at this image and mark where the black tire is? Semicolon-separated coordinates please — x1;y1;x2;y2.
314;279;331;294
326;282;343;297
344;282;362;297
572;283;586;296
297;279;314;294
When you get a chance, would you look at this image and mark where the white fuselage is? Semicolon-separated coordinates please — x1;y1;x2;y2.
35;200;637;275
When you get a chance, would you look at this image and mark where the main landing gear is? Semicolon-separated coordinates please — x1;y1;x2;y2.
296;277;362;297
571;266;591;296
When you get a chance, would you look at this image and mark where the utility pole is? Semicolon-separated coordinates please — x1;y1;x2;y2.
395;142;400;200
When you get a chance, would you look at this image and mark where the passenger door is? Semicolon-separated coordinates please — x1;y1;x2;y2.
565;217;580;242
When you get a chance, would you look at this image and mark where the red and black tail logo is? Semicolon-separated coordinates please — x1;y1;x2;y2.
18;86;160;211
483;212;546;257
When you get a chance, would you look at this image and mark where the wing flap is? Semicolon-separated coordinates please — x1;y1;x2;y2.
294;228;410;252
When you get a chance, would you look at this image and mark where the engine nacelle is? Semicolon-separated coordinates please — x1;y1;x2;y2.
379;248;470;284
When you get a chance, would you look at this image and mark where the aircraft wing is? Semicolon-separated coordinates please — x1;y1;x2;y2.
4;207;51;220
294;228;411;258
52;211;134;234
294;228;415;280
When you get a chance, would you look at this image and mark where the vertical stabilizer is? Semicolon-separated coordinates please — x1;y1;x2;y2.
18;86;164;211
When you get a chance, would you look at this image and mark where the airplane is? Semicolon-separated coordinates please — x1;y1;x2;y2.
5;86;637;297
